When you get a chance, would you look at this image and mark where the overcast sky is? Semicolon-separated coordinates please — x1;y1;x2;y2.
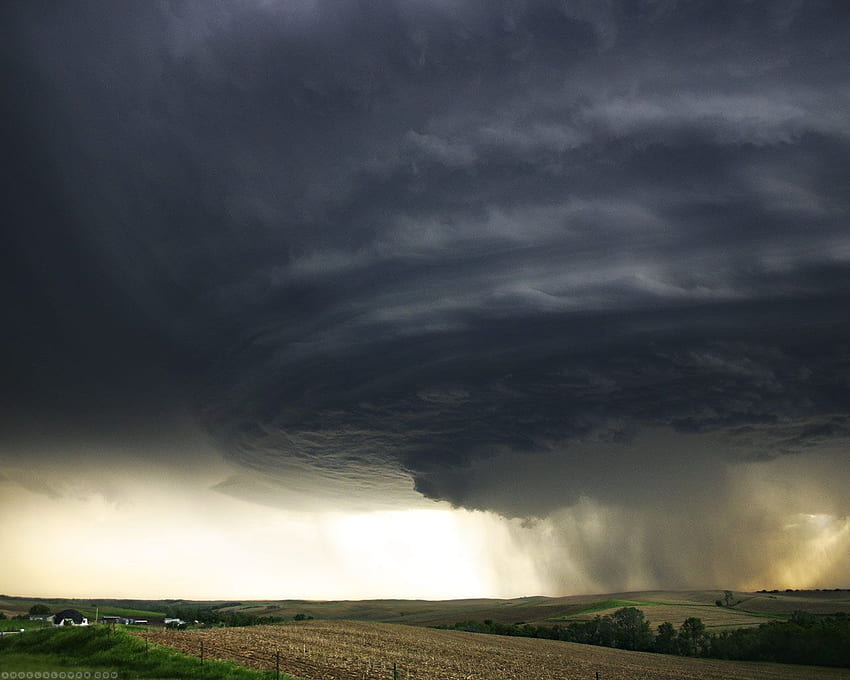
2;0;849;599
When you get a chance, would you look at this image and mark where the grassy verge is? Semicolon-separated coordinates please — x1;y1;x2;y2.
0;626;293;679
0;650;121;675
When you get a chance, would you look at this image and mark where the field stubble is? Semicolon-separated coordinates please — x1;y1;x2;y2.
564;603;766;630
140;620;850;680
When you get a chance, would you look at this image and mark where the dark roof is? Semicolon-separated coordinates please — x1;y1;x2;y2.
53;609;85;624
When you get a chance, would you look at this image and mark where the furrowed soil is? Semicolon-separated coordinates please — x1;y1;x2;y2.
139;620;850;680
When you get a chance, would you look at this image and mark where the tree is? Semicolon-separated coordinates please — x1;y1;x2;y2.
723;590;735;607
591;615;617;647
679;617;707;656
611;607;653;650
654;621;678;654
28;604;51;616
789;610;816;627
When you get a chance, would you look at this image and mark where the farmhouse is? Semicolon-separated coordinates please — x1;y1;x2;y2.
53;609;88;626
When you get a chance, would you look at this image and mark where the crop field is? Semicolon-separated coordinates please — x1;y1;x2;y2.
732;591;850;616
559;601;773;630
140;620;850;680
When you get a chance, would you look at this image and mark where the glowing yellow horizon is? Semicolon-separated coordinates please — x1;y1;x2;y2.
1;441;848;600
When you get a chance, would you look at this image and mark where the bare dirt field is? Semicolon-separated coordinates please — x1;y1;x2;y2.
140;620;850;680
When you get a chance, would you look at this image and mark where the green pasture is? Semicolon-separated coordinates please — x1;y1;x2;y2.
0;626;292;680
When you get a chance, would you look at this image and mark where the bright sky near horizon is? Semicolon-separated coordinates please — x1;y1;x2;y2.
3;432;848;598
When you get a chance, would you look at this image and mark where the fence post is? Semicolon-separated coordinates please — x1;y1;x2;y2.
393;662;398;680
201;640;204;664
276;650;280;680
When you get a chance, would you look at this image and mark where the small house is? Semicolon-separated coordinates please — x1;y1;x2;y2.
53;609;88;626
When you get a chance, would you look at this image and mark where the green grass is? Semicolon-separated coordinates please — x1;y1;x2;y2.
553;599;653;619
725;608;789;620
0;626;294;680
0;619;52;631
0;651;121;674
80;607;165;619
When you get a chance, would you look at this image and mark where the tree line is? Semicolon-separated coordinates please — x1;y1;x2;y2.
442;608;850;668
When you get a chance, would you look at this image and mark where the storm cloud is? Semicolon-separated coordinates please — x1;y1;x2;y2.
3;0;850;590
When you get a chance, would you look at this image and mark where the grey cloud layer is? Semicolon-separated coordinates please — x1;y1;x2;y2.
3;1;850;530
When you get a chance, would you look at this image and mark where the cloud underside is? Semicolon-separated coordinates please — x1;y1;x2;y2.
3;1;850;534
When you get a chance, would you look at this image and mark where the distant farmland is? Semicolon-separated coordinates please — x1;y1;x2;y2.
140;620;850;680
4;588;848;631
205;588;850;631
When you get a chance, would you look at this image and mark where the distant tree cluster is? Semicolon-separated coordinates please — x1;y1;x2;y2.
444;608;702;654
715;590;738;607
444;608;850;668
708;612;850;667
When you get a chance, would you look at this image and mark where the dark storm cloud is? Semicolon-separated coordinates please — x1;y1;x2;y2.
3;1;850;518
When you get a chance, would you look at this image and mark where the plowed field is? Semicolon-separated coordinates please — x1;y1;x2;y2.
139;621;850;680
563;603;767;630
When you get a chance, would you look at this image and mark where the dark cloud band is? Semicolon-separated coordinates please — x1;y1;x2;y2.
3;1;849;524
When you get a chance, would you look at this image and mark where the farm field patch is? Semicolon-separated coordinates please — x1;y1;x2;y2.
140;620;850;680
560;602;773;630
732;591;850;616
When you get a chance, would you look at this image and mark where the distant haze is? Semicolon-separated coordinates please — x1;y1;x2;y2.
1;0;849;598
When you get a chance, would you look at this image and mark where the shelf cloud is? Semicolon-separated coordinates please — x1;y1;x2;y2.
2;0;849;594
